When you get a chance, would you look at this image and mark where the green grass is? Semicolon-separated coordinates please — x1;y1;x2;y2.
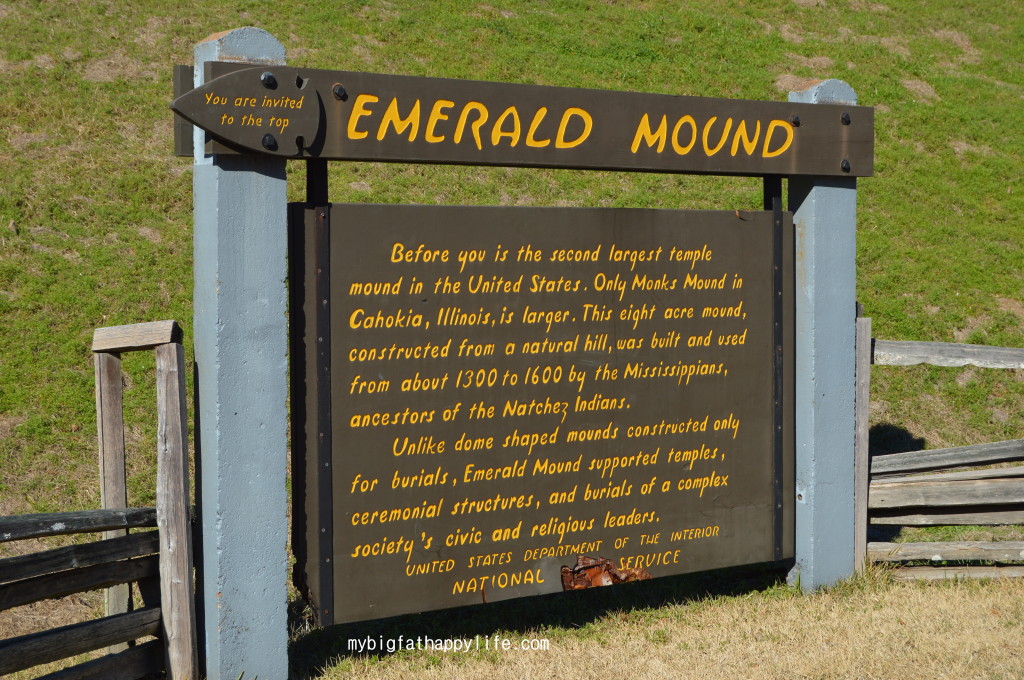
3;0;1021;510
1;0;1024;676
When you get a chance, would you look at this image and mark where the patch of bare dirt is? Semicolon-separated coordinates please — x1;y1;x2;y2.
787;53;834;71
850;0;891;10
792;0;826;6
953;314;989;343
82;53;157;82
33;54;56;70
9;132;48;150
997;297;1024;323
137;227;161;244
903;78;940;102
955;365;978;387
349;181;371;192
934;29;981;65
0;415;27;442
775;74;821;94
950;140;994;158
351;44;374;66
0;3;10;19
779;24;806;44
133;16;168;50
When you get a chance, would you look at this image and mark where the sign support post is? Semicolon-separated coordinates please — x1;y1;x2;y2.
787;80;859;590
191;27;289;679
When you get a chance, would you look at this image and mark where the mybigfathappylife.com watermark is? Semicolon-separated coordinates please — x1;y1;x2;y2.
347;634;551;654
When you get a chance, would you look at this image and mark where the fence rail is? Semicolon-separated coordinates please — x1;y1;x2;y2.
872;340;1024;369
856;321;1024;579
0;608;163;676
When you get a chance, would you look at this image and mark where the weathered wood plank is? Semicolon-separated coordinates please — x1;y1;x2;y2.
870;507;1024;526
0;555;158;612
94;349;130;647
155;342;199;680
891;565;1024;581
33;640;164;680
91;320;181;353
0;508;157;542
869;541;1024;563
869;478;1024;509
0;607;161;675
872;340;1024;368
855;317;871;573
0;530;159;585
870;439;1024;476
874;465;1024;485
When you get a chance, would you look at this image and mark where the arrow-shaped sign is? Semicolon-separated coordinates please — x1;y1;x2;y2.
172;65;323;156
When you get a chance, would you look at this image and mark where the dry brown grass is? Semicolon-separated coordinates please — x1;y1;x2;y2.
316;572;1024;679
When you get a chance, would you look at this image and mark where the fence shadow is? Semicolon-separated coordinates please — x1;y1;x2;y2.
869;423;925;457
866;423;926;542
288;560;791;678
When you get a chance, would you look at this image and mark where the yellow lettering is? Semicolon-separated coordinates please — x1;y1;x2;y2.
762;119;795;158
671;115;697;155
630;113;667;154
556;107;592;149
730;119;761;157
347;94;379;140
425;99;454;143
491;106;522;147
377;98;421;142
454;102;489;150
702;116;733;157
525;107;551;148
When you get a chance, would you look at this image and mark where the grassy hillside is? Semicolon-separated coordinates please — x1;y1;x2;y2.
1;0;1022;677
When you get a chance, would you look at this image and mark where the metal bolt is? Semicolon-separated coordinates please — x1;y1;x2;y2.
261;133;278;151
841;112;851;125
332;83;348;100
841;159;851;173
790;115;800;127
260;71;278;89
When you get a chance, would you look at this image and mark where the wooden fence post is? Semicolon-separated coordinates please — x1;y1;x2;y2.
156;341;199;680
92;320;198;678
854;316;872;572
94;348;130;651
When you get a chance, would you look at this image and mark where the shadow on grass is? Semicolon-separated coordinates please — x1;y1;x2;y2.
288;559;792;678
869;422;925;457
867;423;927;543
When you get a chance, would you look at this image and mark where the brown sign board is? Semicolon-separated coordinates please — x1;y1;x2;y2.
174;63;873;177
291;203;794;625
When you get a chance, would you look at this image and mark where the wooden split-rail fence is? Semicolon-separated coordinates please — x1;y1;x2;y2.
855;316;1024;580
0;321;198;679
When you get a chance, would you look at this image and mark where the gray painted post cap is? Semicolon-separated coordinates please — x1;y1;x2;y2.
788;78;858;105
196;26;286;64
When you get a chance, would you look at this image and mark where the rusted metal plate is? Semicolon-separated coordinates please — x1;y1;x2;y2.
174;64;873;177
293;204;794;623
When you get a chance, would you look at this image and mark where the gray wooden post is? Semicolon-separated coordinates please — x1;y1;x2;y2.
192;27;289;679
787;79;859;590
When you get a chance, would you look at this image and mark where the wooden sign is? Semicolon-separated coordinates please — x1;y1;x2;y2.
173;63;873;177
291;204;794;624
